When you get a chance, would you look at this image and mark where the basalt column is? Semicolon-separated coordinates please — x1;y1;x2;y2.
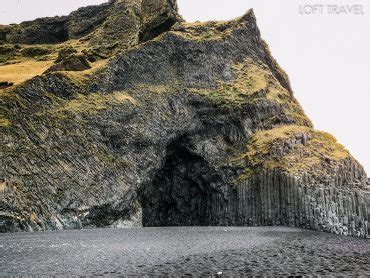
231;169;368;237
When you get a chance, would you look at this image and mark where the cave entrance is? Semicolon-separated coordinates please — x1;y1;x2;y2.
138;140;226;227
139;18;177;42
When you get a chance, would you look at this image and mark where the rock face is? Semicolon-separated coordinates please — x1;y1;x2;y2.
0;0;368;236
45;54;91;73
0;0;181;51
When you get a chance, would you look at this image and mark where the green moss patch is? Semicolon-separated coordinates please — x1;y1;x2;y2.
0;117;11;127
47;91;137;118
234;125;350;178
170;12;254;42
189;59;311;126
171;20;235;41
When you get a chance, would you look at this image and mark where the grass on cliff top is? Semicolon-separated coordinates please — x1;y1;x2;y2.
0;44;55;65
60;59;108;86
0;54;107;90
172;20;234;41
47;91;137;118
234;125;350;178
170;11;253;42
0;39;105;88
0;60;53;86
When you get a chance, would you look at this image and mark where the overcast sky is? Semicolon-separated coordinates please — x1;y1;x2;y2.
1;0;369;174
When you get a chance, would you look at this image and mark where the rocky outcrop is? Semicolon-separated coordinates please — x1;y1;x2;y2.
0;1;368;236
45;54;91;73
0;0;181;54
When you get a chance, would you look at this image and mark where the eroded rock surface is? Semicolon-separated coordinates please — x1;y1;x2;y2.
0;0;368;236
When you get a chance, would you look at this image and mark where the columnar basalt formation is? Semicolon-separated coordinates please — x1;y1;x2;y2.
0;0;368;236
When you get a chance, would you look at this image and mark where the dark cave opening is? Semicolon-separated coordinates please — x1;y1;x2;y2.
139;17;177;42
0;82;14;90
138;140;227;227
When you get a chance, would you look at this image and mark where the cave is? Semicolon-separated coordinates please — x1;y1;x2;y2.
139;17;178;42
138;139;228;227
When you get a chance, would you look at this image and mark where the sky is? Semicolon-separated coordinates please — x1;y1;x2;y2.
1;0;369;174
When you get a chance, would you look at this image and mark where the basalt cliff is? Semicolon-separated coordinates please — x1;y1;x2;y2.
0;0;368;236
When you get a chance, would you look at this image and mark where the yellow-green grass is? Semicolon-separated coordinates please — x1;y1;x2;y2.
0;117;11;127
190;61;270;104
170;11;254;42
0;60;53;86
0;38;97;86
234;125;350;178
189;59;310;126
0;181;5;202
171;20;234;41
59;59;108;86
47;91;137;118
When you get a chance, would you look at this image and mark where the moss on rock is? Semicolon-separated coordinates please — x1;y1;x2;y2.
47;91;137;118
237;125;350;176
0;118;11;127
190;59;311;127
